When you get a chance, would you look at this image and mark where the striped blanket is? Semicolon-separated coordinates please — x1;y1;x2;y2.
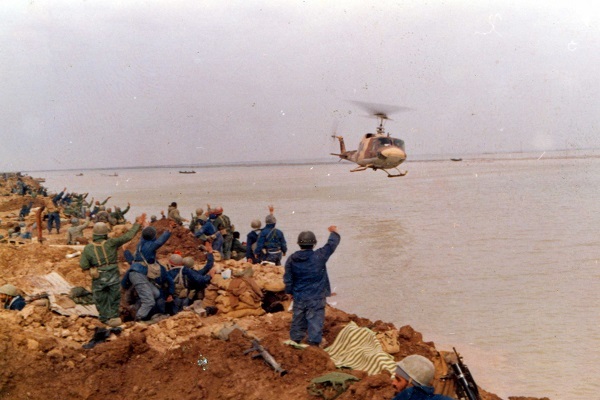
325;321;397;376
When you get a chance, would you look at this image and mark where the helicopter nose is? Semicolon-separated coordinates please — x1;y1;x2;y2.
379;147;406;162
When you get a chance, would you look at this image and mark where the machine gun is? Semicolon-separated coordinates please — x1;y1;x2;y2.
442;347;480;400
244;339;287;377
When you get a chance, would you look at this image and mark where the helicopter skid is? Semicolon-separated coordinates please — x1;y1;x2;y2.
350;166;368;172
384;167;408;178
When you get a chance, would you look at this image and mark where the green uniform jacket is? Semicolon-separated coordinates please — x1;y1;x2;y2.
80;223;141;272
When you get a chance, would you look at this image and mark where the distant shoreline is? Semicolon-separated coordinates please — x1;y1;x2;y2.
11;147;600;174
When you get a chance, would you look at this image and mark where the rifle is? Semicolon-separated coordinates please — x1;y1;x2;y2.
244;339;287;377
443;347;480;400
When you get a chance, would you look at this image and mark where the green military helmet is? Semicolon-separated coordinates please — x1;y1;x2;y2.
93;222;109;236
71;218;79;226
7;228;15;235
251;219;262;229
395;355;435;387
0;284;18;297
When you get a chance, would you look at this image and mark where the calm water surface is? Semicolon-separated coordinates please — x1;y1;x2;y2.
38;155;600;400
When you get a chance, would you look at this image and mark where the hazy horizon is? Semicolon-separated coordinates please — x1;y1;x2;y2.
2;1;599;171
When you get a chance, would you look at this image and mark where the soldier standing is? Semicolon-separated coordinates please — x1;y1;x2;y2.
80;214;144;327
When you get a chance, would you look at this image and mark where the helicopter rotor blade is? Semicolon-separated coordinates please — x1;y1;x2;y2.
349;100;412;120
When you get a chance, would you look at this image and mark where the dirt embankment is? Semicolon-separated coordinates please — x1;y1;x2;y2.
0;178;549;400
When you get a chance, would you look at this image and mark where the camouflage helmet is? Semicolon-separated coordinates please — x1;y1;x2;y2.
71;218;79;226
168;254;184;267
0;284;18;297
19;222;26;228
142;226;157;240
297;231;317;246
182;256;195;269
251;219;262;229
265;214;276;224
93;222;109;236
395;355;435;387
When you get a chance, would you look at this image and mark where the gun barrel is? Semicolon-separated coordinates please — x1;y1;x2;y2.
450;363;478;400
246;340;287;377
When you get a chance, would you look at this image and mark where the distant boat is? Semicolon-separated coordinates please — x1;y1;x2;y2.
76;173;84;176
450;158;463;162
101;173;119;177
179;171;196;174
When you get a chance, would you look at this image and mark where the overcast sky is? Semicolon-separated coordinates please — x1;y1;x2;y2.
1;0;599;171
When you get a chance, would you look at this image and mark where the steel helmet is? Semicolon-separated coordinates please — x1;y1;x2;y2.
168;254;184;267
93;222;109;236
0;284;18;297
182;256;195;268
71;218;79;226
142;226;157;240
395;355;435;387
297;231;317;246
251;219;262;229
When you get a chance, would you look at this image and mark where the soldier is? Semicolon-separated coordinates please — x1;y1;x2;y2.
66;216;91;245
391;355;453;400
211;206;233;259
167;202;187;226
284;226;340;347
0;284;25;311
188;208;204;233
80;214;144;327
46;202;62;234
111;203;130;224
245;219;262;264
255;207;287;265
122;224;174;321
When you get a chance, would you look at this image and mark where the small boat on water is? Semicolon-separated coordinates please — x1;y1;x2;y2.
450;158;463;162
101;173;119;177
76;173;84;176
179;171;196;174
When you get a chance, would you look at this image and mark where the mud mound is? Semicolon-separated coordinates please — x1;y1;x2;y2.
0;196;47;213
123;218;206;262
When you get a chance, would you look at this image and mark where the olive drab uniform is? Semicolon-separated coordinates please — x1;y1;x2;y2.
80;223;140;322
213;214;233;260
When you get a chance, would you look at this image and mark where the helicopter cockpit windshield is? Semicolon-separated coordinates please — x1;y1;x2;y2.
375;137;405;151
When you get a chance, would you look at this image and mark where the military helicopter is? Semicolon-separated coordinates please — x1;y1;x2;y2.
331;102;409;177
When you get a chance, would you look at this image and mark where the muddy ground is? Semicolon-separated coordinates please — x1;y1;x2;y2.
0;176;549;400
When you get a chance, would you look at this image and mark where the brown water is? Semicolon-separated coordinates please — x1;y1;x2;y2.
39;153;600;399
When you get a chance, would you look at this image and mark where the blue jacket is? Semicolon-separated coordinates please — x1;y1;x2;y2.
155;265;175;296
246;229;260;260
195;220;216;238
392;386;454;400
255;224;287;256
4;296;26;311
284;232;340;301
129;231;171;274
167;253;214;291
